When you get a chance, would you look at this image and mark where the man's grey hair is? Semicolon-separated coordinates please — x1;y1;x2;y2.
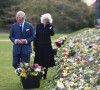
16;11;26;19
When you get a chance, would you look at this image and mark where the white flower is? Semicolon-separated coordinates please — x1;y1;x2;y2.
88;70;94;74
95;60;98;63
60;78;63;82
75;89;78;90
24;63;28;66
15;70;18;75
66;67;69;69
73;63;77;66
89;57;94;61
80;79;84;82
98;64;100;67
78;86;84;89
96;86;100;89
69;60;74;63
57;81;64;89
31;54;35;58
97;72;100;74
73;74;77;77
70;82;74;86
58;48;60;51
85;83;89;87
74;83;78;86
15;68;22;75
96;37;100;40
52;44;54;46
62;73;67;76
79;68;83;72
35;68;41;72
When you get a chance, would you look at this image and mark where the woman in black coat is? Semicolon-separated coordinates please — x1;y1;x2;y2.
34;13;55;79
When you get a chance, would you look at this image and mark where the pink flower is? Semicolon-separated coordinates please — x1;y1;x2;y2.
79;77;82;79
84;61;87;64
62;75;65;78
34;68;36;70
28;63;31;66
33;64;39;67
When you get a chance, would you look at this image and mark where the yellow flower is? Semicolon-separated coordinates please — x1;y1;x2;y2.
90;33;93;35
68;70;71;74
61;57;64;59
98;68;100;71
83;44;85;46
64;38;66;40
33;72;38;76
75;49;78;51
32;72;34;75
72;63;76;67
27;68;31;71
84;87;91;90
67;87;72;90
89;29;91;31
21;69;25;73
25;65;27;68
72;66;75;69
76;42;79;45
80;48;83;50
81;53;84;56
92;40;95;42
83;60;86;62
83;49;88;53
63;70;67;73
20;73;27;77
57;83;62;85
64;63;66;65
57;82;64;89
95;47;97;49
42;71;45;75
78;44;81;46
92;50;96;53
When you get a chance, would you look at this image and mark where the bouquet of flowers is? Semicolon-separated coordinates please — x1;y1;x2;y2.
15;62;45;89
15;62;44;78
61;36;68;42
52;44;58;55
54;36;68;47
54;39;62;47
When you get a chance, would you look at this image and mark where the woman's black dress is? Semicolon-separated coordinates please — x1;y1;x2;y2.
34;23;55;68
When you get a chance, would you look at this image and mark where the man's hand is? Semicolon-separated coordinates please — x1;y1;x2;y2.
20;39;26;44
16;39;22;44
16;39;26;44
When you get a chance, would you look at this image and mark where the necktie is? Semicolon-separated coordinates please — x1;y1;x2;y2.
20;24;22;33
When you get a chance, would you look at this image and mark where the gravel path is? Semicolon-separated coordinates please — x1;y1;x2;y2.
0;40;10;41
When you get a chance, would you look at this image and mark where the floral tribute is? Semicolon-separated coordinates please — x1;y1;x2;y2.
47;28;100;90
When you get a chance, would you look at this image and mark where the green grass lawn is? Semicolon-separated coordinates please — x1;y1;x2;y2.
0;33;9;40
0;28;89;90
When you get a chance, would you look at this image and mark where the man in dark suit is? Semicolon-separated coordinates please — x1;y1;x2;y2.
9;11;35;69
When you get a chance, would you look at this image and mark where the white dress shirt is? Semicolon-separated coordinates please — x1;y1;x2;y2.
20;21;25;32
15;21;27;44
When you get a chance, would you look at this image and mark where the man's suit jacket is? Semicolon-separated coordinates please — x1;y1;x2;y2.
9;21;35;55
